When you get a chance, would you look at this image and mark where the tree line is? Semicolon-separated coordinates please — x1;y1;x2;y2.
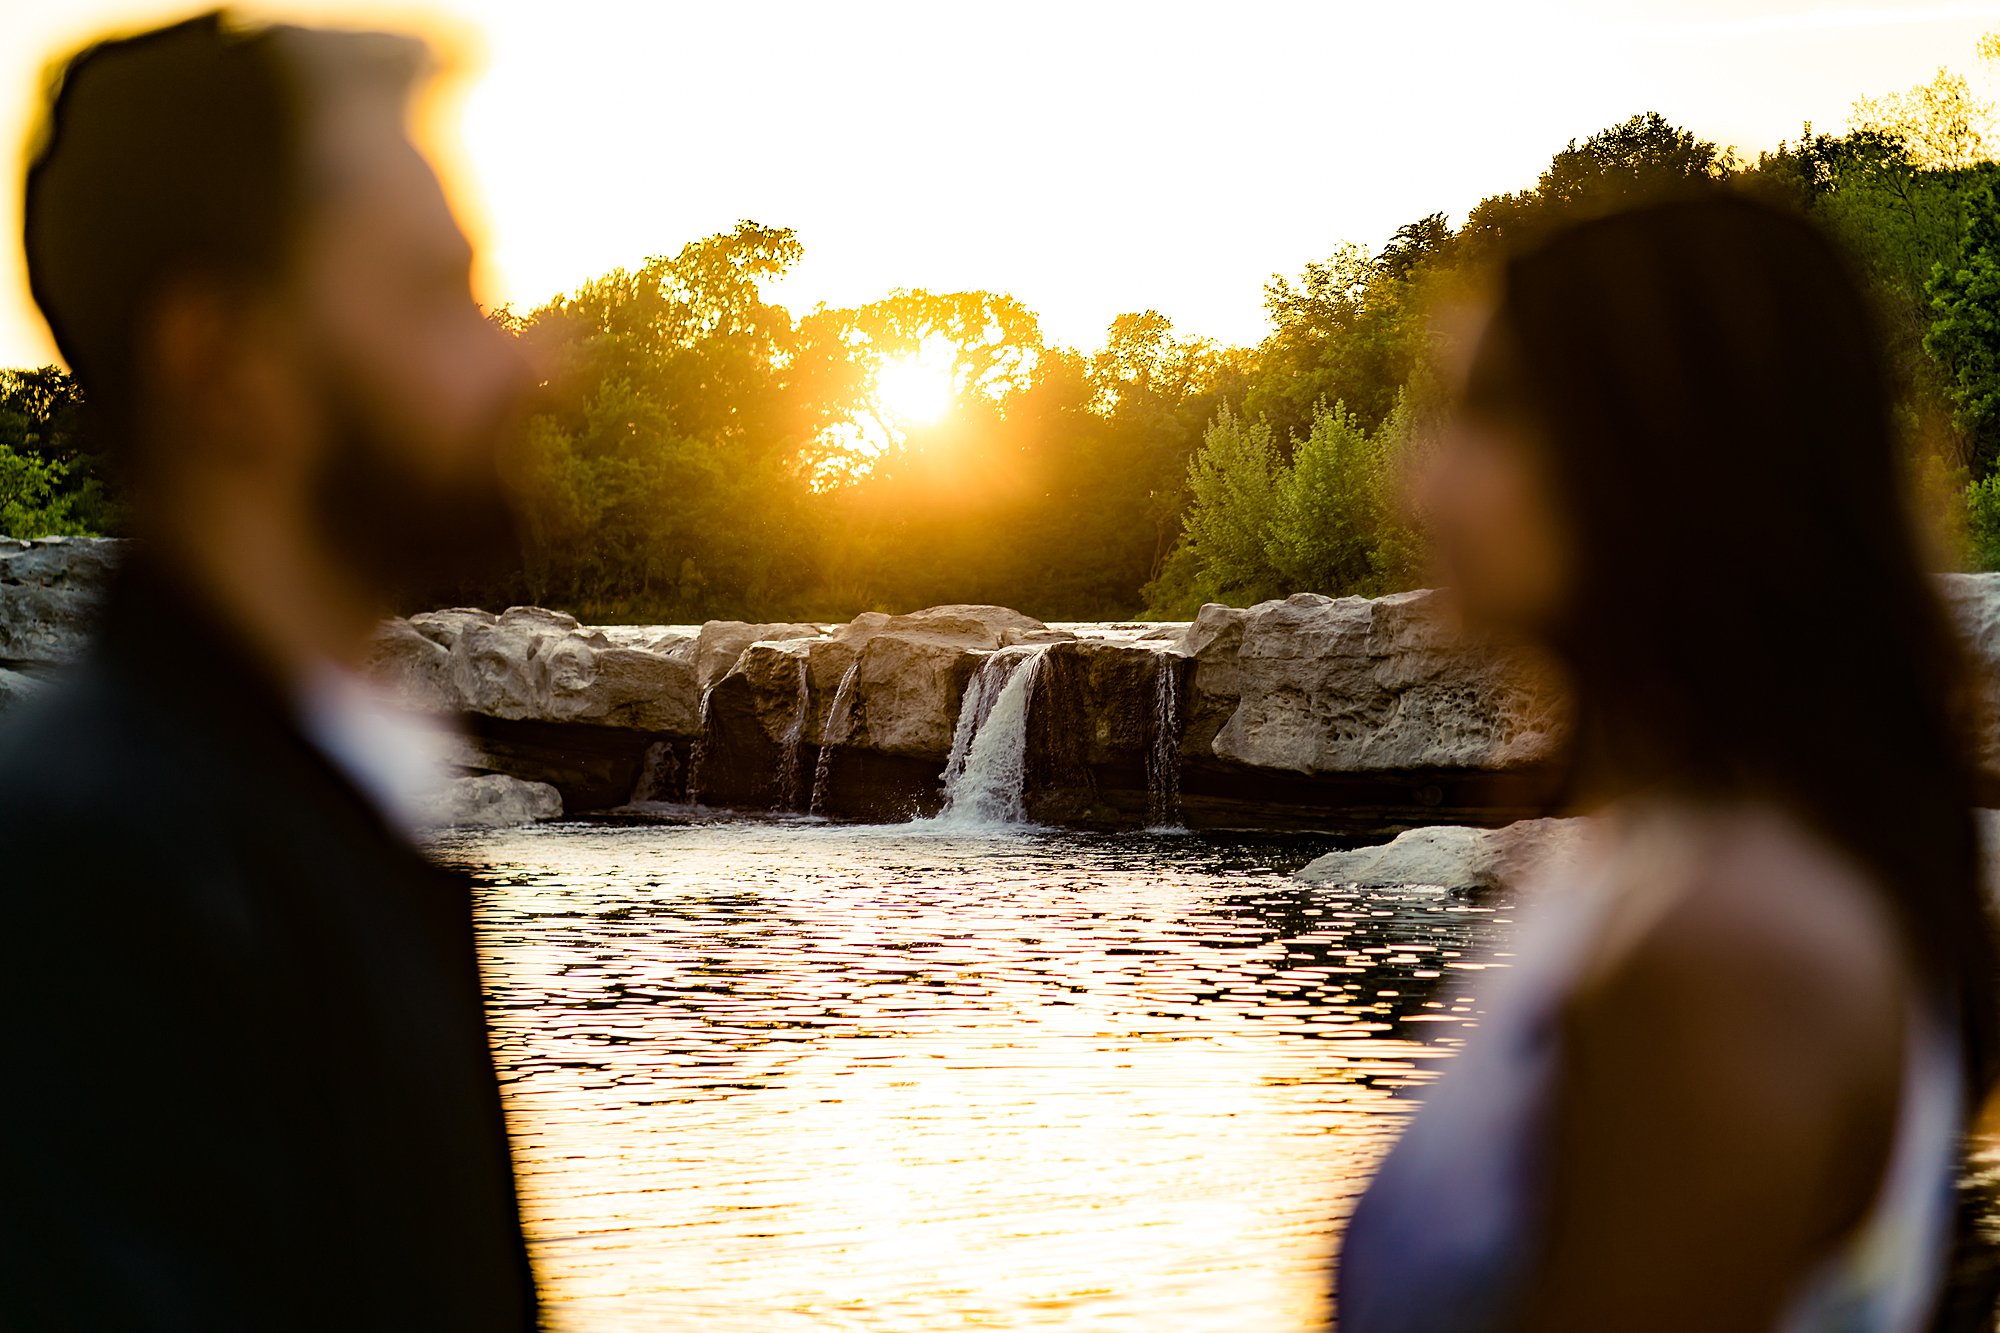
5;44;1999;621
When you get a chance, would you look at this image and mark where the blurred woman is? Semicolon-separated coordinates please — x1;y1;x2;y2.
1336;194;1999;1333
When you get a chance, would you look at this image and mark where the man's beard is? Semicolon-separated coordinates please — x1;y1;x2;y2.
304;364;525;609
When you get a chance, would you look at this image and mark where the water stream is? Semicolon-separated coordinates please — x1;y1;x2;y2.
684;682;720;808
1146;651;1185;832
627;740;678;805
773;657;813;811
808;662;862;818
932;645;1048;828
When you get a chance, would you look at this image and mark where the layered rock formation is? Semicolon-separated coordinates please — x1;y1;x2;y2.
9;538;1999;835
0;537;117;706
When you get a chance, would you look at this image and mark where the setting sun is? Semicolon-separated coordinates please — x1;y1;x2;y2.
875;345;956;424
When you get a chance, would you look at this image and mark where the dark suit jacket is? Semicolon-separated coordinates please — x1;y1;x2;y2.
0;571;538;1329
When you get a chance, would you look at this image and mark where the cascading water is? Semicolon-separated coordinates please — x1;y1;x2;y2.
930;645;1048;828
1146;651;1186;831
808;662;861;818
773;658;813;811
685;682;720;808
628;739;679;805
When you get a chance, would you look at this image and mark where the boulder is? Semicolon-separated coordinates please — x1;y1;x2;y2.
588;623;694;653
414;773;562;829
1208;590;1564;774
723;640;817;745
441;606;703;734
690;620;822;692
1295;816;1592;892
364;618;458;715
408;607;499;649
1300;810;2000;904
0;537;121;674
688;639;818;809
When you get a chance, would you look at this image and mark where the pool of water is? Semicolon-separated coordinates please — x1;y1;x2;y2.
436;818;1519;1332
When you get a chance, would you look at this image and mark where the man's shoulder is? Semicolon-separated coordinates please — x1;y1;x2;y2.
0;664;216;845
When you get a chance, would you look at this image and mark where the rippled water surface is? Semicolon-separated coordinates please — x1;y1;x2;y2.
436;819;1519;1332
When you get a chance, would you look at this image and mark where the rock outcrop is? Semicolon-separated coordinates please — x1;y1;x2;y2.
8;540;2000;834
696;605;1067;813
0;537;119;700
1942;575;2000;776
1192;590;1563;773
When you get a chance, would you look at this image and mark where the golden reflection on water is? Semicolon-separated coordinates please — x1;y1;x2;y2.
439;822;1511;1332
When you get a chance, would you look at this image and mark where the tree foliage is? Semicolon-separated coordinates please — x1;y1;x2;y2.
11;48;2000;612
1927;179;2000;477
0;367;103;538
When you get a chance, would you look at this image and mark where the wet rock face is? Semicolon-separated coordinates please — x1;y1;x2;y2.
0;538;120;690
1024;642;1185;826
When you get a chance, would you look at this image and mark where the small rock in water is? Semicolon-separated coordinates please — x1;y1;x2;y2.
416;774;562;829
1294;817;1590;893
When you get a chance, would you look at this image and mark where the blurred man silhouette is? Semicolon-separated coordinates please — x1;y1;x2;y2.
0;12;538;1327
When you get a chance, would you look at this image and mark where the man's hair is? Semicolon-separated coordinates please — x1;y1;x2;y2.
22;10;425;444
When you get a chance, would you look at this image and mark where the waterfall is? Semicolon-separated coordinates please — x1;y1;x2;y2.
1146;652;1185;831
931;645;1048;828
628;739;679;804
685;681;720;808
773;657;812;811
808;661;861;818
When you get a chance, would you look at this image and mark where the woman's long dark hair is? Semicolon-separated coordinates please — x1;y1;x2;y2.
1475;193;1999;1103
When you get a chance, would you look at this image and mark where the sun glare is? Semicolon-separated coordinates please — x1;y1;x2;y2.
875;346;956;424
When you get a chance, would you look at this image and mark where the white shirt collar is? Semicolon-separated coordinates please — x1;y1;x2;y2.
293;662;460;834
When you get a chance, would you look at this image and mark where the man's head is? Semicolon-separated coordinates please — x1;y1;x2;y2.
24;11;527;612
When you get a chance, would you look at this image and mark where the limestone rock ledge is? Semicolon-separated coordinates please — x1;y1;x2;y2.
10;540;2000;832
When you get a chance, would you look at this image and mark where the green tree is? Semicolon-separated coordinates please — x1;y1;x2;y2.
1963;472;2000;570
0;367;108;535
1459;112;1733;257
0;444;89;538
1178;404;1282;606
1927;180;2000;476
1264;401;1384;594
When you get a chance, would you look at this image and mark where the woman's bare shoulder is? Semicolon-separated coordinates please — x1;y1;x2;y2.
1571;803;1908;1143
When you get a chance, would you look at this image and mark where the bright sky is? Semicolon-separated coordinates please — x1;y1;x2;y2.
1;0;1998;368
